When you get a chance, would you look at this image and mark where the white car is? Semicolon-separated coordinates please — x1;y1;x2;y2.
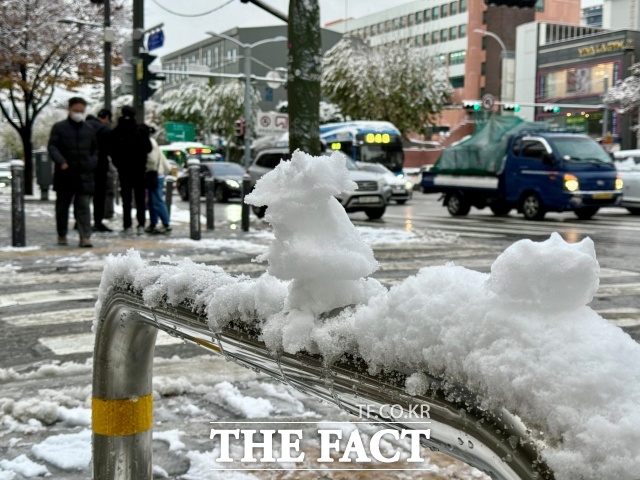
357;162;413;204
248;148;388;219
613;149;640;214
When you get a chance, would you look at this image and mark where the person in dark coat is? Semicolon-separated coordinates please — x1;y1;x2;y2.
48;97;98;248
109;106;151;234
86;108;113;232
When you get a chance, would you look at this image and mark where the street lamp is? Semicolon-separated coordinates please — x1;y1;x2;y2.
58;7;114;112
206;32;287;168
473;28;514;104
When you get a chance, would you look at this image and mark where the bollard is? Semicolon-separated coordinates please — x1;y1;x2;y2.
241;175;251;232
188;159;201;241
205;177;215;231
164;175;175;218
11;160;26;247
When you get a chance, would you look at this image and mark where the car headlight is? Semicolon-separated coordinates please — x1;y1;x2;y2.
396;174;404;179
564;174;579;192
225;179;240;188
616;176;623;190
405;182;413;190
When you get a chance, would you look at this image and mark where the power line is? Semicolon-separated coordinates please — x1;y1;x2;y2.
149;0;234;18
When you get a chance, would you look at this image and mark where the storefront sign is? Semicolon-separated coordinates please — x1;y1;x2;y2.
578;40;633;56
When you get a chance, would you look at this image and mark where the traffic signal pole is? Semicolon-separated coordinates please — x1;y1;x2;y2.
243;45;252;168
132;0;144;123
104;0;112;112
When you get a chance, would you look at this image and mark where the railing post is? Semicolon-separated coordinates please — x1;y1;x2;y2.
164;175;175;218
11;160;26;247
205;177;215;231
188;159;201;241
241;175;251;232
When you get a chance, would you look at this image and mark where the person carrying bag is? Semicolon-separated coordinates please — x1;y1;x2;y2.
143;125;172;234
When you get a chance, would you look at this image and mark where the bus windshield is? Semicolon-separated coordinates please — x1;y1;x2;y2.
361;144;404;172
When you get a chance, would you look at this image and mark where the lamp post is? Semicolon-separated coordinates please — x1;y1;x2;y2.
473;28;514;104
206;32;287;168
59;12;114;112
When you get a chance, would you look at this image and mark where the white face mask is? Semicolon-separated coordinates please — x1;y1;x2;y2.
70;112;86;123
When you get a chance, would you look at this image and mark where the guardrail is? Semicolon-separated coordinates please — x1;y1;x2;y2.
93;283;554;480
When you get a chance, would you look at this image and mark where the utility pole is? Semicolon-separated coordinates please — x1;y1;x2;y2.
104;0;112;112
243;45;252;168
132;0;145;123
287;0;321;156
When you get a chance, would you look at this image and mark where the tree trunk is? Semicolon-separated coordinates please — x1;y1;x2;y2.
287;0;322;156
19;126;34;196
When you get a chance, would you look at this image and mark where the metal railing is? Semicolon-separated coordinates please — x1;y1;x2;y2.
93;283;555;480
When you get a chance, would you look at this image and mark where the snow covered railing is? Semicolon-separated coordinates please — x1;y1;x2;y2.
92;282;553;480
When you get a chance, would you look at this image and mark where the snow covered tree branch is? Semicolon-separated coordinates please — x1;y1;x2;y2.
322;38;453;136
604;63;640;114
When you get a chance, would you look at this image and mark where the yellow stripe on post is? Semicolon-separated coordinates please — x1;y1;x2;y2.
92;394;153;437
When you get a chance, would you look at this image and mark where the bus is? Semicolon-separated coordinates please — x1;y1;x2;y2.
320;121;404;173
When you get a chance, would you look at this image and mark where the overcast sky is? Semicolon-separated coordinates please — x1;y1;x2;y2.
144;0;394;57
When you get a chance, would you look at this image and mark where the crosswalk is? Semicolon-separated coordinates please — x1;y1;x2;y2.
2;213;640;369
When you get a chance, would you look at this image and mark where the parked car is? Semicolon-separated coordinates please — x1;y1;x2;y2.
613;149;640;214
248;148;387;219
0;163;11;188
177;161;245;202
357;162;413;204
160;142;222;167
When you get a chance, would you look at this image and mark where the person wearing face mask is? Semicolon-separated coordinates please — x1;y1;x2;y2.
48;97;98;248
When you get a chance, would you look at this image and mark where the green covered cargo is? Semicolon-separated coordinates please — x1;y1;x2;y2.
432;116;550;176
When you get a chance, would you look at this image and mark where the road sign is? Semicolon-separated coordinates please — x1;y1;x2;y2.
255;111;289;137
266;70;285;89
165;122;195;142
481;94;496;111
147;30;165;51
122;40;134;64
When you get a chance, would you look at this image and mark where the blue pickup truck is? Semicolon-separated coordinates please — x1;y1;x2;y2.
422;132;622;220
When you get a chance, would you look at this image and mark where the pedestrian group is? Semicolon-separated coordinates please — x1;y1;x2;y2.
48;97;172;247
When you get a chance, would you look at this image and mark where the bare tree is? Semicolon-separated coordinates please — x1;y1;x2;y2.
0;0;126;194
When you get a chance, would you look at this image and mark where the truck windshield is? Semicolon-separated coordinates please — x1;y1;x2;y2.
552;137;612;164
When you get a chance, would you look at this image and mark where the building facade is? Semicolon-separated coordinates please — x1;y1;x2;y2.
161;25;342;112
327;0;580;141
516;22;640;148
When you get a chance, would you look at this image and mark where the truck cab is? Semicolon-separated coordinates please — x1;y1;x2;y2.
423;132;622;220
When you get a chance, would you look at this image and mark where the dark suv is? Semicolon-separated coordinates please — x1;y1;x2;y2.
177;161;245;202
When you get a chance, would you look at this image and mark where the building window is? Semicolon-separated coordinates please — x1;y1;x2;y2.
483;11;487;24
450;1;458;14
460;0;467;12
536;0;544;11
481;62;486;75
450;76;465;88
441;4;448;17
415;11;422;24
393;18;399;30
459;24;467;38
400;16;406;28
449;50;466;65
415;35;422;46
432;7;439;20
436;54;447;67
408;14;414;26
440;29;448;42
214;47;219;68
206;49;212;66
432;31;439;44
449;26;457;40
481;37;487;50
537;62;614;99
424;9;431;21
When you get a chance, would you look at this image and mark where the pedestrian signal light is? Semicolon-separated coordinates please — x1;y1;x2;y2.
543;106;561;114
462;100;482;111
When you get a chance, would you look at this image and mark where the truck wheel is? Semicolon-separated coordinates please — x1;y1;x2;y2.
521;193;546;220
490;203;511;216
627;207;640;215
575;207;599;220
365;206;386;220
252;205;267;218
178;183;189;201
447;192;471;216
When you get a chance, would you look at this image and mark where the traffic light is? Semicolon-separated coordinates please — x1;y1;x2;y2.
503;103;521;112
139;52;166;101
462;100;481;111
235;119;245;141
120;64;134;95
484;0;537;7
543;105;561;114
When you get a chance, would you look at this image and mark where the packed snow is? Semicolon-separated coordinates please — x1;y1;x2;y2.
97;150;640;479
31;429;91;471
0;454;49;478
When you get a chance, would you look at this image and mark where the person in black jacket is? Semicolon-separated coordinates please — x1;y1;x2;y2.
86;108;113;232
110;106;152;234
48;97;98;248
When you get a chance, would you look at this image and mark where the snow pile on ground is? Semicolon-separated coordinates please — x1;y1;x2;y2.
355;226;458;245
161;238;268;253
31;429;91;471
97;151;640;479
246;151;384;315
203;381;273;419
0;454;49;477
0;246;41;253
153;429;186;451
615;158;640;171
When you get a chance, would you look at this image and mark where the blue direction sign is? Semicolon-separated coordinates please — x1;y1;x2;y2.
147;30;164;51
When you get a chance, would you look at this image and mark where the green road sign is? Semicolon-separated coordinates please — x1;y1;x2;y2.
165;122;195;142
